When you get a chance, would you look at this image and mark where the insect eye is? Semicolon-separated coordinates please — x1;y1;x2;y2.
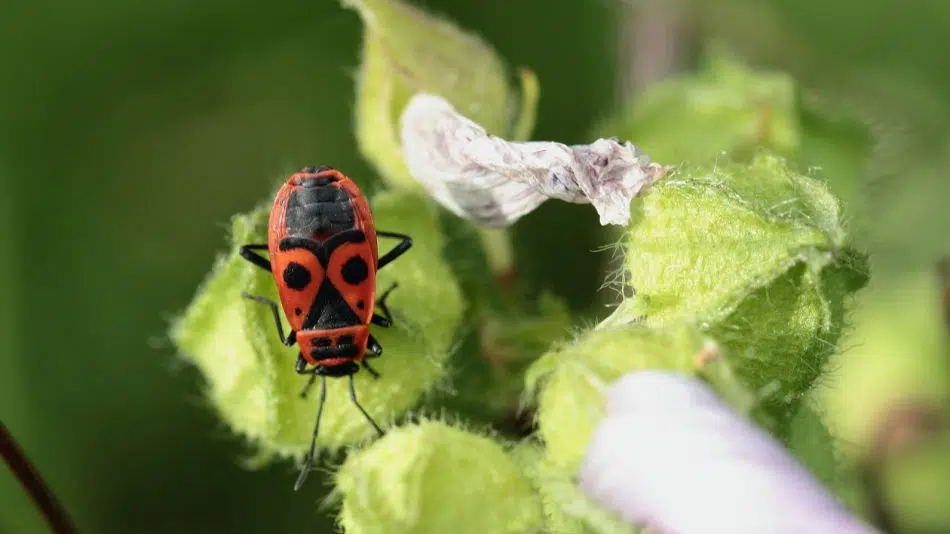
341;255;368;285
297;165;332;174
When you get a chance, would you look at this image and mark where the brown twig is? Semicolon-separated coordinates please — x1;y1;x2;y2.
0;421;77;534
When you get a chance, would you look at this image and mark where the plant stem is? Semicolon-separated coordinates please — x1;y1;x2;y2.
0;422;77;534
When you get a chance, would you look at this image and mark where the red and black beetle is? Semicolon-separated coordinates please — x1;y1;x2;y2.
239;166;412;490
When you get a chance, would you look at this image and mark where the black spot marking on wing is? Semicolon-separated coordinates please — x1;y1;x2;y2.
341;255;369;285
283;262;312;290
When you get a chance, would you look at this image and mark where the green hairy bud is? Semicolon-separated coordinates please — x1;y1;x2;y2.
602;153;868;428
336;420;543;534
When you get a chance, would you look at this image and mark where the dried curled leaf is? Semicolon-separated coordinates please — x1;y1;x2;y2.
400;93;668;227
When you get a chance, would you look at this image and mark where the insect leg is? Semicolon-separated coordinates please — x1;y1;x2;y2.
371;282;399;327
241;293;296;346
376;231;413;270
294;374;327;492
239;244;271;271
366;334;383;358
361;359;381;379
349;374;385;437
294;354;317;399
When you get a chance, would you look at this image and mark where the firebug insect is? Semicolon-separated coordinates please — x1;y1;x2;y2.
239;166;412;490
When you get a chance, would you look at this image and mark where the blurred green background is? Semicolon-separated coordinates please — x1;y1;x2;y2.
1;0;948;533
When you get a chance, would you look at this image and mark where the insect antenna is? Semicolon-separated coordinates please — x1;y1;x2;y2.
1;422;77;534
349;374;384;437
294;375;328;491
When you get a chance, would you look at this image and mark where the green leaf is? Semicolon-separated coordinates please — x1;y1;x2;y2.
335;420;543;534
436;212;513;313
482;292;573;368
172;189;464;458
525;324;706;473
345;0;539;190
788;401;842;494
461;291;573;420
598;53;800;165
604;153;868;431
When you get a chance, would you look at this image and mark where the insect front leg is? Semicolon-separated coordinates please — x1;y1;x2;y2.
363;335;383;380
239;243;271;271
241;293;296;346
376;231;413;270
361;360;381;379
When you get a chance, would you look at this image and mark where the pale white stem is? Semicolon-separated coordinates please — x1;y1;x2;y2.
617;0;689;101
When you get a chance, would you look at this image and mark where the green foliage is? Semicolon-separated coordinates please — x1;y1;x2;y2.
525;325;706;473
596;52;873;220
601;154;868;432
164;0;941;533
13;0;950;533
599;54;801;164
336;420;543;534
788;401;842;492
530;456;638;534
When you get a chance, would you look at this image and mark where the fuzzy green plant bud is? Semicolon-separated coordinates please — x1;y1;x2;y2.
172;189;464;458
529;456;636;534
344;0;539;190
598;53;800;165
603;153;869;429
525;324;708;473
335;420;543;534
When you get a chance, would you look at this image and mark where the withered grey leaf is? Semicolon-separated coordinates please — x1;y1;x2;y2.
400;93;668;227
